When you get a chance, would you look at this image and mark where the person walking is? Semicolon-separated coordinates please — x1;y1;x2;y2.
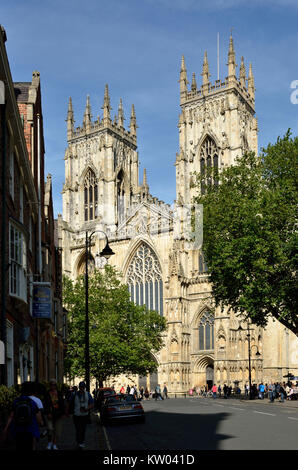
223;384;228;399
155;384;163;401
3;381;42;450
46;379;66;450
144;387;150;400
268;383;275;402
279;383;285;403
212;384;217;399
163;384;168;399
258;383;265;399
67;381;94;450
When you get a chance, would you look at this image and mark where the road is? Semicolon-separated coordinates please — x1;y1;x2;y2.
101;396;298;451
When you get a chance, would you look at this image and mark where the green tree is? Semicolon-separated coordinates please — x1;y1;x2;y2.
193;131;298;335
63;265;167;385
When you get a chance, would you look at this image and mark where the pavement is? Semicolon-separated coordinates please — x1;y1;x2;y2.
195;394;298;409
36;411;105;451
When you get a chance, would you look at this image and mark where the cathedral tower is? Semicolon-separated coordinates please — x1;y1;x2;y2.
176;34;258;208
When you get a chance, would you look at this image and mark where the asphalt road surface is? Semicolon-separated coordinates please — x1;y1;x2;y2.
102;397;298;451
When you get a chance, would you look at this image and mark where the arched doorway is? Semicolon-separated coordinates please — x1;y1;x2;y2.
206;364;214;390
193;356;214;389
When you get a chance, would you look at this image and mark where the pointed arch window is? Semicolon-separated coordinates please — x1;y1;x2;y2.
198;311;214;350
200;136;219;193
84;169;98;221
127;243;163;315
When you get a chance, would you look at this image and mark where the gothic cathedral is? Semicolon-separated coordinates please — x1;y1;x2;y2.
58;36;298;393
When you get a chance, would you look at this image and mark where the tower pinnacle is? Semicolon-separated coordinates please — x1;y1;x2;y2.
129;104;137;137
102;84;111;124
118;98;125;128
179;55;188;100
247;63;255;100
66;97;74;140
227;33;237;80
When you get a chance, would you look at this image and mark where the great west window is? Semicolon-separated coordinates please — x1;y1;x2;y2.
127;243;163;315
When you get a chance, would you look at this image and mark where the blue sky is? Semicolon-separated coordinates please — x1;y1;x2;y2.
1;0;298;216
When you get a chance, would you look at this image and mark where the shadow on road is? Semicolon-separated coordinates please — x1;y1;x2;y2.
104;408;232;450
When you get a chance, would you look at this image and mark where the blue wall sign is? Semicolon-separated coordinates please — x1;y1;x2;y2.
32;285;52;319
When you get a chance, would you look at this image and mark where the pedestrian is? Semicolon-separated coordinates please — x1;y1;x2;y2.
67;381;94;450
212;384;217;399
155;384;163;401
140;386;144;400
258;382;265;399
163;384;168;399
268;383;275;402
223;384;228;399
120;385;125;395
46;379;66;450
279;384;285;403
144;387;150;400
3;381;42;450
126;385;131;394
218;385;221;397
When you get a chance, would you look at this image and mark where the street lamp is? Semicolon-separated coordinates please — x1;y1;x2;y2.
238;322;261;400
85;230;114;392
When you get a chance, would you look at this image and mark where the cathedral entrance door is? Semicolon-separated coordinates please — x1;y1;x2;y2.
206;364;214;390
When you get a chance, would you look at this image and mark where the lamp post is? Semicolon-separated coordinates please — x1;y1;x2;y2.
85;230;114;392
238;322;261;400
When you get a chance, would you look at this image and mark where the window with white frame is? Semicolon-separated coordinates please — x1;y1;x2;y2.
9;223;27;301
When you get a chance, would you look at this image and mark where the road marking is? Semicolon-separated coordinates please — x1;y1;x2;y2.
253;411;276;416
102;424;112;450
288;417;298;421
228;407;245;410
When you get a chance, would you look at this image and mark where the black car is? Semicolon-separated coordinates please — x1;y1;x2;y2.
100;394;145;424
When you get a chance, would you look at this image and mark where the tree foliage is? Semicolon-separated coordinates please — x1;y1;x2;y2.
63;265;167;384
194;131;298;335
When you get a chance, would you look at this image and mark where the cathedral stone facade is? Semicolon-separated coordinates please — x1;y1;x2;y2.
58;36;298;393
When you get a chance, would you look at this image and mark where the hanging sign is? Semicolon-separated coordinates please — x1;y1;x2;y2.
32;283;52;319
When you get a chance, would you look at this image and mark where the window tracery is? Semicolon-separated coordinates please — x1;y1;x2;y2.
198;310;214;350
200;136;219;194
84;169;98;221
127;243;163;315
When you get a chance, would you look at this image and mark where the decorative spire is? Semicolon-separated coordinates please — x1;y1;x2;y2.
227;33;237;79
142;168;149;192
239;56;246;88
247;63;255;99
83;94;92;129
191;72;197;92
129;104;137;137
179;55;188;99
201;51;210;94
66;97;74;140
102;84;111;124
118;98;125;128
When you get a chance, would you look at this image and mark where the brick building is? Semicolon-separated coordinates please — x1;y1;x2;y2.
0;25;65;386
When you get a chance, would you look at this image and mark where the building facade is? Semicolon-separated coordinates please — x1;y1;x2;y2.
0;26;65;386
59;36;298;393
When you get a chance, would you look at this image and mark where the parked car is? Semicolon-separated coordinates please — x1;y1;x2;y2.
100;394;145;424
95;387;116;410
